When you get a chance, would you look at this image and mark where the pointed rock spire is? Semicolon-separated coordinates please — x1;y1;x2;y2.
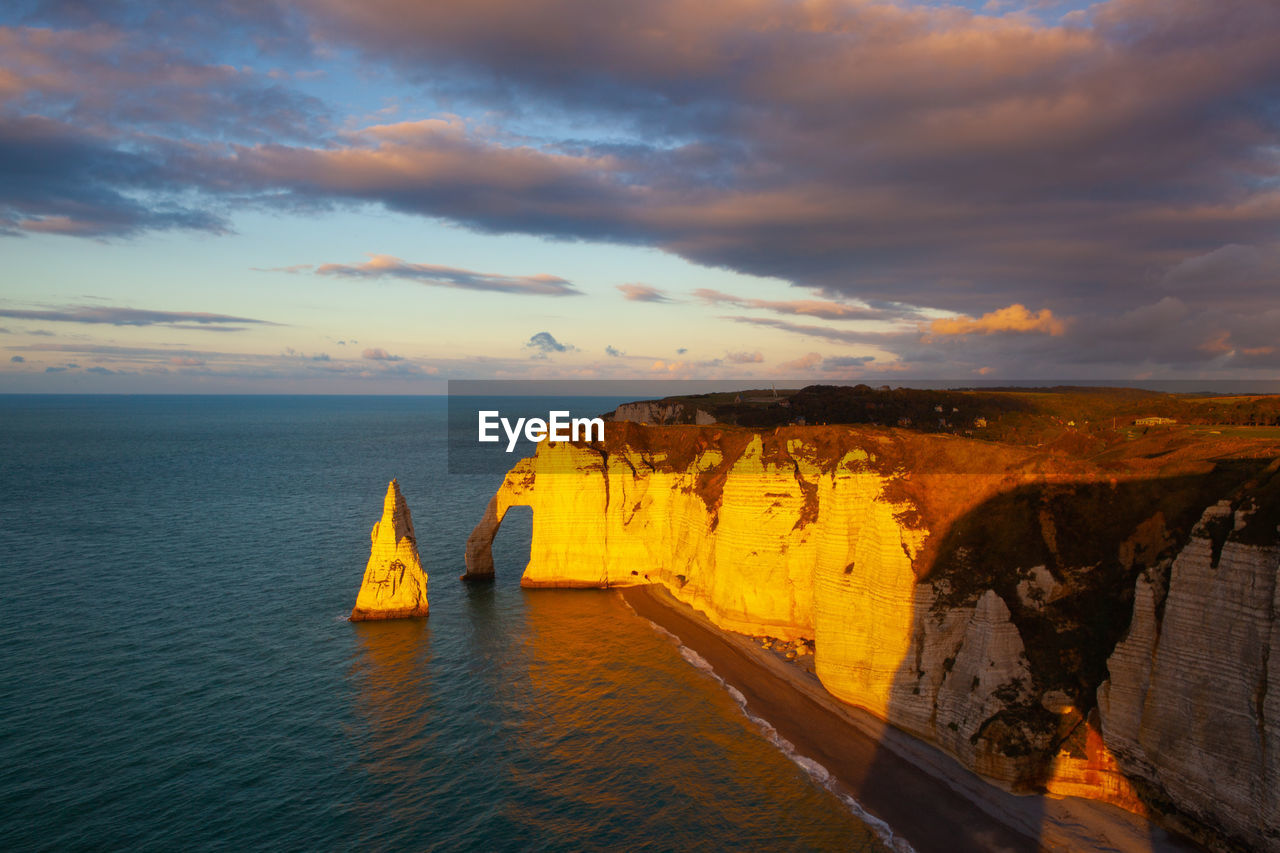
350;479;429;621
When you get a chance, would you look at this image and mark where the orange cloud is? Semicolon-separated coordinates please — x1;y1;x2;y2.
928;304;1066;337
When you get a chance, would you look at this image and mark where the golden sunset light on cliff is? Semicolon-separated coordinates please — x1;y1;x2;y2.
4;2;1279;851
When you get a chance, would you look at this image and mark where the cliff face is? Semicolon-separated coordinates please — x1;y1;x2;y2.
467;424;1280;849
351;480;429;621
1098;499;1280;850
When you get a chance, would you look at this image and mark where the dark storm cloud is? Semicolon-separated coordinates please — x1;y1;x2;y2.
0;115;228;237
267;0;1280;310
0;20;324;237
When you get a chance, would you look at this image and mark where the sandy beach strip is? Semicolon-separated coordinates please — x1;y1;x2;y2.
619;584;1202;853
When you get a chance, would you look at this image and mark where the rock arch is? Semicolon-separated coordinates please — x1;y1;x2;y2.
463;494;508;581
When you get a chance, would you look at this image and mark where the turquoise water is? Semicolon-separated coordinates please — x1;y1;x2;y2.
0;396;884;851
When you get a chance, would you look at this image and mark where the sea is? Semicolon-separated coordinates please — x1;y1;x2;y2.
0;395;887;851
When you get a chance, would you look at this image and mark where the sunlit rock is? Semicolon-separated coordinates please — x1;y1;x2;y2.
351;479;429;621
468;422;1280;846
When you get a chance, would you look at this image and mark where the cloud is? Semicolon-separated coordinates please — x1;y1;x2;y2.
361;347;402;361
617;283;673;303
725;350;763;364
526;331;575;358
44;365;66;372
779;352;821;371
723;316;888;346
0;113;229;238
238;0;1280;320
85;366;115;374
676;347;687;355
4;1;1280;377
10;355;24;362
605;345;622;357
0;305;276;330
527;326;573;350
695;289;905;321
822;356;876;370
311;255;581;296
928;304;1066;337
170;357;206;367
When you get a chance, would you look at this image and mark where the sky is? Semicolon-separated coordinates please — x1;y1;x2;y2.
1;0;1278;392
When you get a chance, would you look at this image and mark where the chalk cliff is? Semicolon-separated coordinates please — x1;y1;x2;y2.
351;479;429;621
467;423;1280;849
1098;492;1280;850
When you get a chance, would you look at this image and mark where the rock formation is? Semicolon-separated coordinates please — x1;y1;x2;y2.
610;400;715;425
351;479;429;621
1098;498;1280;850
467;423;1280;849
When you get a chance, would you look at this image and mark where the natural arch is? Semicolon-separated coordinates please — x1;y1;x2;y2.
462;495;506;581
464;496;537;582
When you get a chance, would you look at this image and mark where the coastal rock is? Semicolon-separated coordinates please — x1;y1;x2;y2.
469;422;1280;846
350;479;429;621
1015;565;1062;610
464;424;1047;773
1098;505;1280;850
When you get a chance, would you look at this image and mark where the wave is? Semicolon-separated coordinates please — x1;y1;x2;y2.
640;617;916;853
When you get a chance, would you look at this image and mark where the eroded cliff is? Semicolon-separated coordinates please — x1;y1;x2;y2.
1098;484;1280;850
466;423;1280;849
351;479;429;621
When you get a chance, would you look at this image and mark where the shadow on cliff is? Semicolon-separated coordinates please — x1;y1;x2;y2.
870;458;1271;851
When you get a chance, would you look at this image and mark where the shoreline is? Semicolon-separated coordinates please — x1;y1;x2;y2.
619;584;1201;853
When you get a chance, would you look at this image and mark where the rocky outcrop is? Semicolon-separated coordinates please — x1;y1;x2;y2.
1098;501;1280;850
468;423;1280;847
351;479;429;621
611;400;716;425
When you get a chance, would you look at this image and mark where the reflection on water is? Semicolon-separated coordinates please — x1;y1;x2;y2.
349;619;433;761
346;620;439;843
344;588;886;850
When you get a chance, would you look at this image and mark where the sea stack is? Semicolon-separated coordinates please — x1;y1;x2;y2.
350;479;429;621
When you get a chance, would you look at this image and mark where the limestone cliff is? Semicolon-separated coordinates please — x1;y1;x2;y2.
351;479;429;621
467;424;1280;849
1098;492;1280;850
610;400;716;425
